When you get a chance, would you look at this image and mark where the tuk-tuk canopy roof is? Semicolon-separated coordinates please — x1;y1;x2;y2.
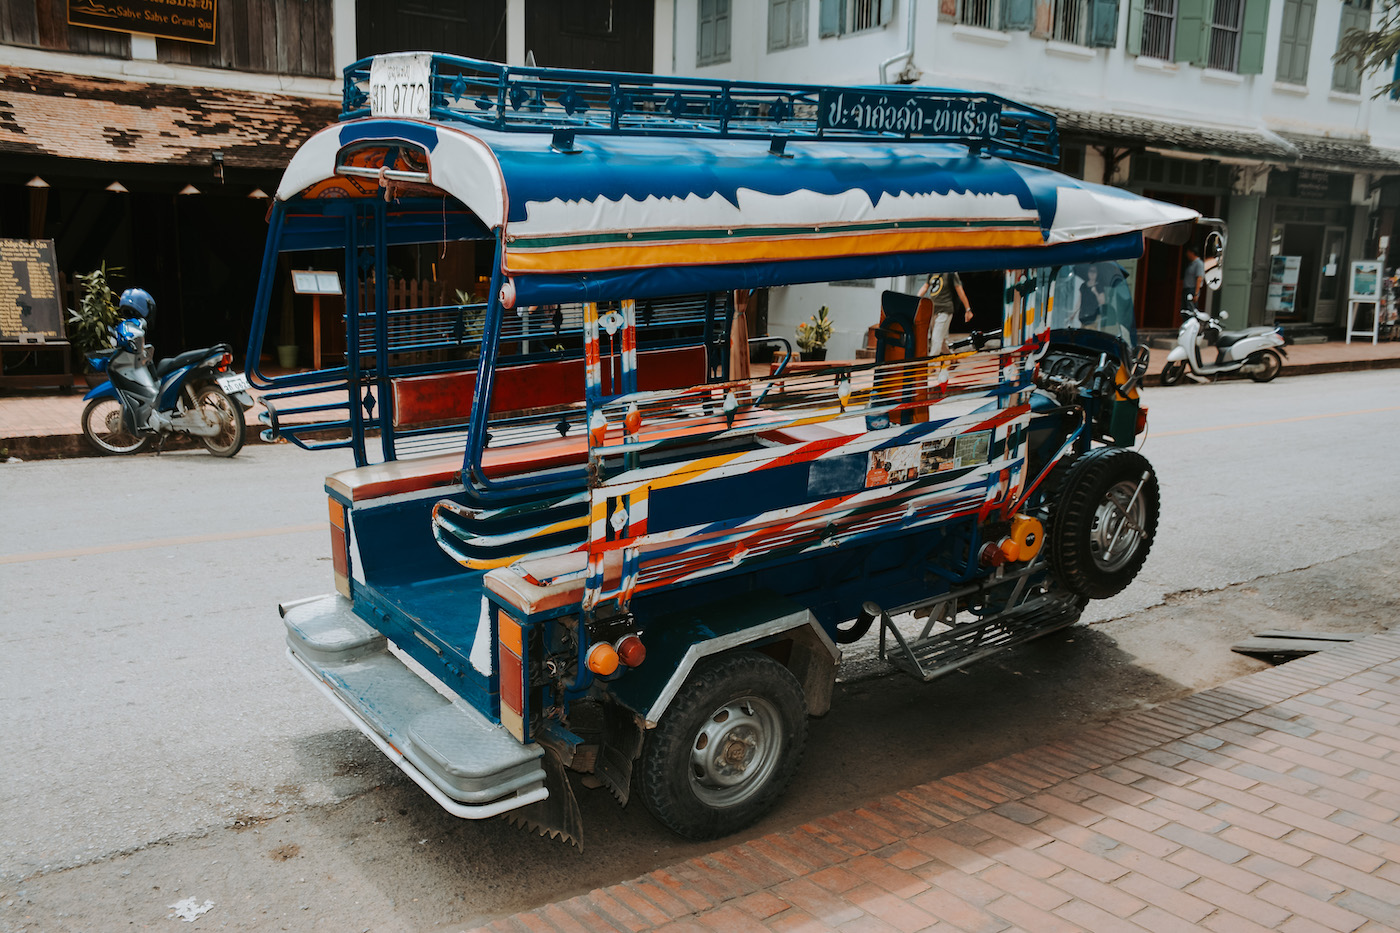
276;117;1197;304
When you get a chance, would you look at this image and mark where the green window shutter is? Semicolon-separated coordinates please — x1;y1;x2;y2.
1090;0;1122;46
1126;0;1145;54
793;0;809;45
1333;1;1370;92
1237;0;1271;73
1174;0;1213;64
1002;0;1035;30
820;0;845;35
878;0;896;25
769;0;788;49
1274;0;1315;83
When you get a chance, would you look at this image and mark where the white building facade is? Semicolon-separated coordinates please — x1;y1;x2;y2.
658;0;1400;355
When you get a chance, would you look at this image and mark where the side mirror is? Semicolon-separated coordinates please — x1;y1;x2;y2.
1203;230;1225;292
1219;311;1229;321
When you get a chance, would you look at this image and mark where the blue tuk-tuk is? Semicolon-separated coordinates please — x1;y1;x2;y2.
248;53;1197;844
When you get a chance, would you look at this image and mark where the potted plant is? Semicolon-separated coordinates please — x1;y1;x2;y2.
68;264;123;384
796;305;833;361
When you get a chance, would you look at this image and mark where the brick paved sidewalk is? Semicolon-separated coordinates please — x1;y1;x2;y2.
471;632;1400;933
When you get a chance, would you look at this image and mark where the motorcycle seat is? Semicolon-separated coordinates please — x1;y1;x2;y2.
1215;333;1246;349
155;345;228;379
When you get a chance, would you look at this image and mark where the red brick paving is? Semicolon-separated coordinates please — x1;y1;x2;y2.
465;632;1400;933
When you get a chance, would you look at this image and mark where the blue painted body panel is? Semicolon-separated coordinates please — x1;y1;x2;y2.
82;381;116;401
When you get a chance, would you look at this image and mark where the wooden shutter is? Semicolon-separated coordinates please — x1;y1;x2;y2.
1274;0;1315;83
1126;0;1145;53
1002;0;1035;30
820;0;846;35
793;0;810;45
1173;0;1212;63
1236;0;1271;73
878;0;897;25
770;0;789;49
1090;0;1122;45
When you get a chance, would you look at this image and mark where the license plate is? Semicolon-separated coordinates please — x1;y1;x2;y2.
218;373;250;393
369;52;432;119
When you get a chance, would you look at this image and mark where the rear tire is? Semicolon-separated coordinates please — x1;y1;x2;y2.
81;398;152;455
637;651;807;841
1048;448;1160;599
1159;359;1186;386
194;385;245;458
1247;349;1282;383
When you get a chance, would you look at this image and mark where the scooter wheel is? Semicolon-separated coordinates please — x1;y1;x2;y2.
81;398;153;455
1246;349;1282;383
193;385;246;458
1159;360;1187;387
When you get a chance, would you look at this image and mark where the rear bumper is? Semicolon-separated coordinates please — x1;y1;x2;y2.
282;594;548;818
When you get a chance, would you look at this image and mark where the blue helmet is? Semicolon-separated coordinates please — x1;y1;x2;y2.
118;288;156;322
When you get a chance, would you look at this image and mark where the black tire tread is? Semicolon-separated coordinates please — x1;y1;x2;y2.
1160;360;1186;386
1047;447;1160;599
637;651;807;841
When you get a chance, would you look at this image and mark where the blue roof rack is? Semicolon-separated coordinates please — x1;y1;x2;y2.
341;54;1060;167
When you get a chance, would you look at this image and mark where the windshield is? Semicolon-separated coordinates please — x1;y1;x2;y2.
1048;262;1138;349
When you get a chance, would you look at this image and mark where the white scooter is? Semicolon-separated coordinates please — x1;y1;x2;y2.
1160;298;1288;386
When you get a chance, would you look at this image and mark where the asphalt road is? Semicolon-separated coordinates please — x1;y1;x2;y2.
2;369;1399;931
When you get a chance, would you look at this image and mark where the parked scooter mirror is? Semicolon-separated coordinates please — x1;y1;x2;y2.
1203;230;1225;291
1219;311;1229;320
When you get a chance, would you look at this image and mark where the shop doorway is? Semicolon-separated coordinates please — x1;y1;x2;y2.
1269;223;1348;324
1134;190;1218;330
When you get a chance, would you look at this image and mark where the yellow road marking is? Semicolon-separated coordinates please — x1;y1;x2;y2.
0;523;323;565
1153;404;1400;438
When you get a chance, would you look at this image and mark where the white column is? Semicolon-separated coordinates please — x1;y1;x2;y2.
507;0;527;66
332;0;358;71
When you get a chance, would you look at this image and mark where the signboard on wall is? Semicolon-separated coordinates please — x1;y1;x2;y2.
1266;255;1301;315
69;0;217;45
0;239;65;343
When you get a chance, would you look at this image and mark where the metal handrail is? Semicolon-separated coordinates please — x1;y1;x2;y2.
340;54;1059;166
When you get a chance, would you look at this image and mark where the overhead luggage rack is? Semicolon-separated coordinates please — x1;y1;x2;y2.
340;53;1060;166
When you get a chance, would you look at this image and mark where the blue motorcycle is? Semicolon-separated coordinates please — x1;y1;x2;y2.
81;288;254;457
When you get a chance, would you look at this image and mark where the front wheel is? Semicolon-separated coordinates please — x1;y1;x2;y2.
1048;448;1160;600
193;385;245;457
1159;359;1187;386
81;398;152;455
1246;349;1282;383
637;651;807;841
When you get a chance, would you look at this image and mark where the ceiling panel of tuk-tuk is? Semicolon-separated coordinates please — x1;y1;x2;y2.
276;118;1197;302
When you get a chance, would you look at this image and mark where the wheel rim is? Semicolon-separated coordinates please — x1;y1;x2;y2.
1089;479;1148;572
688;696;783;808
199;390;239;453
86;400;146;453
1257;353;1280;379
1162;361;1184;385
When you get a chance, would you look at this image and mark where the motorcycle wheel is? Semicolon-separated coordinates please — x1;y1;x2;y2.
81;398;152;455
194;385;246;458
1247;349;1282;383
1159;360;1187;387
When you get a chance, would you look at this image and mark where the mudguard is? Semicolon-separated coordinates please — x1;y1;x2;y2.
1165;346;1188;362
82;381;117;401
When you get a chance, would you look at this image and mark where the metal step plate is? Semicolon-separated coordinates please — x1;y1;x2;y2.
283;594;546;810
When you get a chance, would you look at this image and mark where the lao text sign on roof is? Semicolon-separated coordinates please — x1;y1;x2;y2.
68;0;216;46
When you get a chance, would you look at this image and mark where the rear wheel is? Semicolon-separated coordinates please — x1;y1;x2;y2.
81;398;152;455
1159;359;1186;386
1048;448;1160;599
193;385;245;457
1246;349;1282;383
637;651;807;840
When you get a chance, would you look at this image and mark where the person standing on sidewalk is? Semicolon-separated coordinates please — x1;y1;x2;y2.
1183;246;1205;306
918;271;973;356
